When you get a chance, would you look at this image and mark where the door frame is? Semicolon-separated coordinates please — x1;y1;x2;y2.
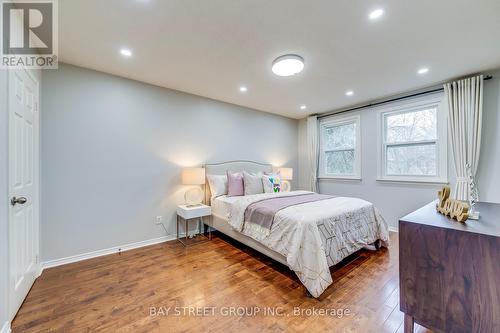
7;67;41;321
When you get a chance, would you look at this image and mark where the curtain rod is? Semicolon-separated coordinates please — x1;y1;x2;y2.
317;75;493;119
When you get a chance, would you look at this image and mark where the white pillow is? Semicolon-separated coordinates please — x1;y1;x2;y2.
262;173;282;193
206;174;228;198
243;171;264;195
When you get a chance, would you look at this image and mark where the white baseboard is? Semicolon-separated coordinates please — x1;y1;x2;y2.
35;263;43;278
388;226;399;233
41;234;176;270
1;321;10;333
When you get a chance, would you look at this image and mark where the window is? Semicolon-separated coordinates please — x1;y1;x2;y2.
378;96;447;183
319;115;361;179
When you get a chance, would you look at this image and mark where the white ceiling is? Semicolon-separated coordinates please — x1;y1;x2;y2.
60;0;500;119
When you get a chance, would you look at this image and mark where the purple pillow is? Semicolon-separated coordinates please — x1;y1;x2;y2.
227;171;244;196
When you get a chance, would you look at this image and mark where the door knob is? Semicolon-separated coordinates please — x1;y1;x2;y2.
11;196;27;206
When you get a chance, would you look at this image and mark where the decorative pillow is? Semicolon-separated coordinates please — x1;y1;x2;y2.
227;171;244;196
262;173;282;193
243;171;264;195
206;174;228;198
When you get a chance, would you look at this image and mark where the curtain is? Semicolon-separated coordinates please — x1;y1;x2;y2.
306;115;319;192
444;75;483;201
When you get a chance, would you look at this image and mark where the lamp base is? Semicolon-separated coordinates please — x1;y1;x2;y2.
184;187;203;206
468;210;480;220
282;180;291;192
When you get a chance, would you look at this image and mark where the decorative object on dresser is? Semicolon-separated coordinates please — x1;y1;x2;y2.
466;163;480;219
276;167;293;192
176;204;212;246
182;167;205;206
436;185;469;222
399;201;500;333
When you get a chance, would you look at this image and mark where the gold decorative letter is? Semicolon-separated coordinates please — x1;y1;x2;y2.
436;186;469;222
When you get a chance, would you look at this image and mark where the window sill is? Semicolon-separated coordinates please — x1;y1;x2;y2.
376;178;449;185
319;176;362;181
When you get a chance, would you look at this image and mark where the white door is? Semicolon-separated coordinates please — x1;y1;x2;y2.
8;69;40;320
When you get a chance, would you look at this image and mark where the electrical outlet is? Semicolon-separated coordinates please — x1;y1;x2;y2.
155;216;163;225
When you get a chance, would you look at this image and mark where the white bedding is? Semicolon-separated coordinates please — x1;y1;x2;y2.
220;190;390;297
211;195;238;219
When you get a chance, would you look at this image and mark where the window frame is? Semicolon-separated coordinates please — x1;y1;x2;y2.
319;114;362;180
376;95;448;184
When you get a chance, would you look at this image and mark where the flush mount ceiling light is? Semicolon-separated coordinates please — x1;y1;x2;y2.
369;8;384;20
272;54;304;77
120;48;132;57
418;67;429;75
345;90;354;96
239;86;248;92
300;105;307;110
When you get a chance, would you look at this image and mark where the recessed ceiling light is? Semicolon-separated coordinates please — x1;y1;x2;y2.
345;90;354;96
239;86;248;92
369;9;384;20
418;67;429;75
120;48;132;57
272;54;304;77
300;105;307;110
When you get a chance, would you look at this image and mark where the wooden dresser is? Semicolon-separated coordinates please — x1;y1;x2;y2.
399;201;500;333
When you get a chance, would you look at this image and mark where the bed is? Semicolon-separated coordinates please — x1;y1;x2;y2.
204;160;390;298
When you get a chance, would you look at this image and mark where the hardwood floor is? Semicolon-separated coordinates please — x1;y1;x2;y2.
12;232;432;333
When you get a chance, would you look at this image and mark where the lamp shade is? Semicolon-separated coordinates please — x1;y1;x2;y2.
182;168;205;185
277;167;293;180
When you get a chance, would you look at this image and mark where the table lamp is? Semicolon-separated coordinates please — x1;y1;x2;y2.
277;167;293;192
182;167;205;206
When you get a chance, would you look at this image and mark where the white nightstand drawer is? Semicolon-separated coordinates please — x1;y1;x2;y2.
177;204;211;220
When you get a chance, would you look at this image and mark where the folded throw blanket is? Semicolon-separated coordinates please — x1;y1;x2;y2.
244;193;333;235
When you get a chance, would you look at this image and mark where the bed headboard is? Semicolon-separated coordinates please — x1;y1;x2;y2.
204;160;273;205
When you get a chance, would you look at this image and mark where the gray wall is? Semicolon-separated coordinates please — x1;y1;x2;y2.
41;63;298;262
299;69;500;229
477;70;500;201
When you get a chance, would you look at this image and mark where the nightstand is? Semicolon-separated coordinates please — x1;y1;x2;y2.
176;204;212;246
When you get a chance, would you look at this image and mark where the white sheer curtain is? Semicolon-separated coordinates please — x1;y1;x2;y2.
306;115;319;192
444;75;483;201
